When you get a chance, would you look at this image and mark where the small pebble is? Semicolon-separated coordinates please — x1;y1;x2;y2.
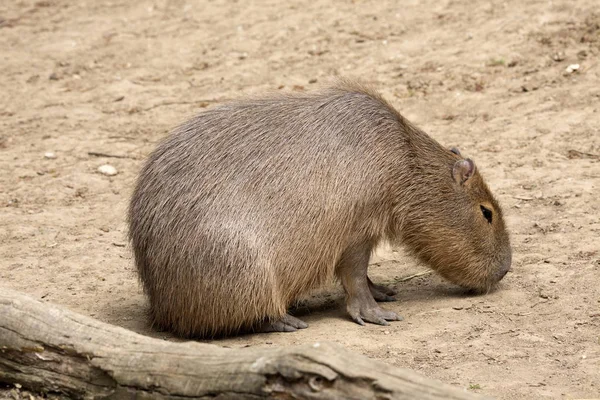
98;164;118;176
552;51;566;62
565;64;580;73
44;152;56;159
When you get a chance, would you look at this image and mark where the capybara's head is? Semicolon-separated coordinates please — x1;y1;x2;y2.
399;147;512;292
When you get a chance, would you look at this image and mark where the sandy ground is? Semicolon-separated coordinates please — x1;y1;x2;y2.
1;0;599;399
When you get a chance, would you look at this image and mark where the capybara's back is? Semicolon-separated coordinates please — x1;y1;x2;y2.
128;81;511;338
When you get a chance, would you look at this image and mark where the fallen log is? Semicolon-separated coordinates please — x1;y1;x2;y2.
0;288;489;399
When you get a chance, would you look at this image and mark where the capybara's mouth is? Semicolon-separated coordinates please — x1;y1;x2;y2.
461;276;508;296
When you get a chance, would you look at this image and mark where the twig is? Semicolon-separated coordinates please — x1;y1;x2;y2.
513;312;533;317
530;300;549;309
567;149;600;160
513;195;534;201
107;135;137;140
490;329;518;336
101;99;224;115
88;151;132;159
141;100;217;111
395;271;433;282
368;259;399;266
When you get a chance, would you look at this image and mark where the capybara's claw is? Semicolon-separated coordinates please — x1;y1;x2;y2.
348;298;402;327
259;314;308;333
380;309;403;321
282;313;308;329
368;316;389;326
367;277;398;302
376;283;398;296
360;308;390;326
370;290;397;302
367;277;398;300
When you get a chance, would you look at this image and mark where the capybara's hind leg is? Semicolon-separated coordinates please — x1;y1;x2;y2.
336;243;403;326
367;276;397;302
259;314;308;333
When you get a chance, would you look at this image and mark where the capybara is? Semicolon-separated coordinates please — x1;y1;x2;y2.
128;79;512;338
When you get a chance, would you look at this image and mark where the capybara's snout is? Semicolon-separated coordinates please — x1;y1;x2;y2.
494;249;512;282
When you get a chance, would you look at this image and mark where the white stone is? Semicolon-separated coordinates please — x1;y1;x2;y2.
565;64;580;73
98;164;118;176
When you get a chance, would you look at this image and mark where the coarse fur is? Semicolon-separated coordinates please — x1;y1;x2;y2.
128;79;512;338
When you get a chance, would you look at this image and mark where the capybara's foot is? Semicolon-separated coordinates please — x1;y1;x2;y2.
347;295;403;326
367;277;397;302
259;314;308;333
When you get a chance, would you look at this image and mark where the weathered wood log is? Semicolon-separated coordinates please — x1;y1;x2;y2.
0;288;489;399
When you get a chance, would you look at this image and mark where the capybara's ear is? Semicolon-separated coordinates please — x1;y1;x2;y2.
452;158;475;185
450;147;461;156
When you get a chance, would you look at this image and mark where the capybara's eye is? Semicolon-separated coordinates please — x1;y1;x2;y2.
480;205;493;224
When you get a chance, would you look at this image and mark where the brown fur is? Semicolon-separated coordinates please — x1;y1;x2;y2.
127;79;512;338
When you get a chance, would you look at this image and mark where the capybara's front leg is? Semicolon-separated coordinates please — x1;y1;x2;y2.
336;243;403;326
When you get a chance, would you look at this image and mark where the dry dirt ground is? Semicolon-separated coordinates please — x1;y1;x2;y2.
1;0;599;399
